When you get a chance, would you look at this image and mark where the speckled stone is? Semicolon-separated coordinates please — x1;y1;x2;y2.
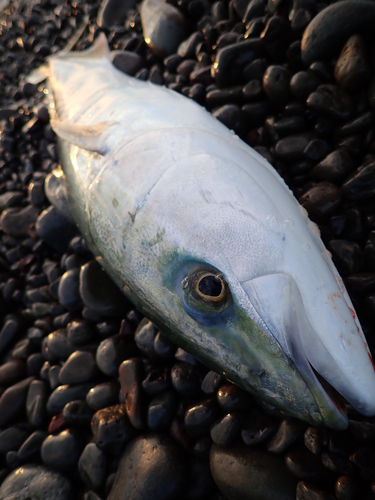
108;434;187;500
91;405;135;452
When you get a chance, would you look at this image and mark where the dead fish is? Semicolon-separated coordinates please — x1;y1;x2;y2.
46;33;375;429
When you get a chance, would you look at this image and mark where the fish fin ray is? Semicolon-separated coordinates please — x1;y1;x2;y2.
45;168;75;222
56;32;109;61
50;119;118;154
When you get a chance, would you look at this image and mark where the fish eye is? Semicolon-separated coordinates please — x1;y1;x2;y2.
183;269;230;309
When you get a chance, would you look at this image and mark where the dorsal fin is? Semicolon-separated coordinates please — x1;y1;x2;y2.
57;32;110;61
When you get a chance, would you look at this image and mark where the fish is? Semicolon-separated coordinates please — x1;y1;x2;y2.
46;33;375;429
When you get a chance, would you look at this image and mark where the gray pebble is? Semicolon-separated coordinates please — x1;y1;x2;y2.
0;465;73;500
80;260;129;316
41;429;83;470
96;334;137;376
0;205;40;237
78;443;107;490
112;51;145;77
26;379;48;428
267;419;308;454
0;317;21;356
58;269;83;312
210;442;297;500
59;351;97;385
263;65;291;104
310;150;354;183
67;319;94;346
108;434;187;500
42;329;75;362
86;381;120;412
28;181;46;206
0;376;35;427
98;0;138;28
0;191;24;212
47;383;93;415
36;206;78;252
62;400;94;426
48;365;61;390
17;430;48;462
0;427;29;455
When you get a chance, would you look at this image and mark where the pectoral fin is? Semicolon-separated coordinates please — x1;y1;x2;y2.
50;119;118;154
45;168;74;222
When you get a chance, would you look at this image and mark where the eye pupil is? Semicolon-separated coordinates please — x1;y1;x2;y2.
198;275;222;297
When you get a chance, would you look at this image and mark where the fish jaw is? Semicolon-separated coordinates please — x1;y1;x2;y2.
241;272;375;425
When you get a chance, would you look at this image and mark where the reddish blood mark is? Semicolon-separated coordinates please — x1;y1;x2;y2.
349;307;356;320
369;354;375;371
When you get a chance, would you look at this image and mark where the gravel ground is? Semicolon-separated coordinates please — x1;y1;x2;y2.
1;0;375;499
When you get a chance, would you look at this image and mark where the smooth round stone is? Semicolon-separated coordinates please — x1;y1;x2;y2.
242;101;273;127
0;191;24;212
66;319;94;346
273;116;307;136
322;451;354;475
47;383;93;415
285;446;330;483
241;408;277;446
210;442;297;500
335;475;363;500
307;85;353;121
217;383;252;412
310;150;354;183
49;365;61;390
298;182;341;222
108;434;187;500
98;0;138;28
346;273;375;295
301;1;375;65
147;390;178;431
177;31;203;59
0;427;29;455
140;0;187;57
112;51;144;77
41;429;83;470
0;377;34;427
303;139;331;162
211;412;242;446
153;331;176;358
201;371;225;395
342;162;375;200
0;205;39;237
96;334;137;376
86;382;120;412
296;481;335;500
142;366;171;395
171;362;205;397
263;65;291;104
334;35;370;91
337;112;374;137
18;430;48;462
304;426;329;455
91;404;135;452
78;443;107;490
134;319;158;358
184;398;220;439
242;80;263;102
329;240;363;275
0;318;21;356
59;351;97;385
58;269;82;312
206;86;242;109
0;465;73;500
28;181;45;206
212;39;264;87
27;380;48;428
62;400;93;427
275;133;312;161
43;330;75;361
0;359;27;386
80;260;129;317
36;206;78;252
212;104;247;137
119;358;145;429
243;58;268;81
267;419;307;454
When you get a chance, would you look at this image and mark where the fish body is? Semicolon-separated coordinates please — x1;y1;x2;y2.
47;34;375;429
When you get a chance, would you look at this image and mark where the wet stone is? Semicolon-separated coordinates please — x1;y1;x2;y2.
119;358;145;429
241;408;277;445
307;85;353;121
0;427;29;455
242;80;263;102
59;351;97;385
310;150;354;183
267;419;307;454
177;31;203;59
66;319;94;346
48;413;68;435
142;366;170;396
47;383;93;415
36;206;78;253
153;330;176;358
148;390;178;431
296;481;335;500
0;376;34;427
91;404;135;452
304;426;329;455
273;116;307;136
108;434;187;500
329;240;363;275
41;429;83;470
285;446;331;483
0;205;39;238
0;358;27;386
211;412;242;446
62;400;93;427
58;269;82;312
206;85;243;108
43;329;75;362
185;397;220;439
140;0;188;58
243;58;268;81
335;475;363;500
171;361;205;397
242;101;273;127
298;182;341;222
263;65;291;105
212;104;247;137
201;371;225;395
211;442;297;500
96;334;136;376
49;365;61;390
275;133;312;161
0;317;21;356
334;35;370;92
342;162;375;200
303;139;331;162
337;111;374;137
18;430;48;462
217;382;252;412
86;381;120;412
80;260;129;316
112;51;144;76
322;451;354;475
27;379;48;428
0;465;73;500
78;443;107;490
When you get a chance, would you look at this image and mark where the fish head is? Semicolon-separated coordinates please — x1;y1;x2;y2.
134;151;375;430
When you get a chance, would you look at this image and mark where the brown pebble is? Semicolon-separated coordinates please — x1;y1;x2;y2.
298;182;341;222
119;358;146;429
334;35;370;91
